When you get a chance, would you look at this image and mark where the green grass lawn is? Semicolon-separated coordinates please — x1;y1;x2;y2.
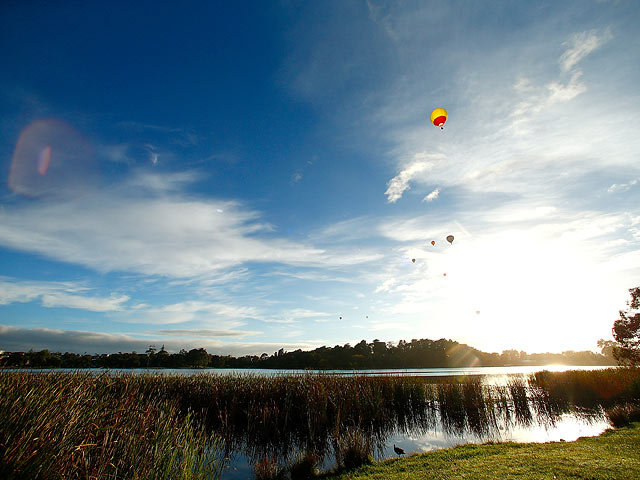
321;423;640;480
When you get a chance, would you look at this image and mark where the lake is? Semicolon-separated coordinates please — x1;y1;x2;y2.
11;364;613;384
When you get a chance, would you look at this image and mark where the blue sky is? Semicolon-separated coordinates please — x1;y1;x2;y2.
1;1;639;356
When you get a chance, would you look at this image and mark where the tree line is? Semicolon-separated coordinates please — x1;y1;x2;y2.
0;337;616;369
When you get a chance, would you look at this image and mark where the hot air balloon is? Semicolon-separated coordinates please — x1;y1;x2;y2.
430;108;447;129
431;240;436;246
411;258;416;263
443;273;447;276
446;235;454;244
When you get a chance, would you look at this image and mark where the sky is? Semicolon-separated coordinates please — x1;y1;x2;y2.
1;1;639;356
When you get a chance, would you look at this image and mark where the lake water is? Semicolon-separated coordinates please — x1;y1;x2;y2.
13;364;613;385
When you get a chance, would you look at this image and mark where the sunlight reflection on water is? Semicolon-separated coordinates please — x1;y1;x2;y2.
221;414;610;479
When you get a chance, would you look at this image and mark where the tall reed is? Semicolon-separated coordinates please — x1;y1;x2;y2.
0;371;223;480
528;367;640;409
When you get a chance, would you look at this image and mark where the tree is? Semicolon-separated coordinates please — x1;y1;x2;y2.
596;339;617;360
612;286;640;366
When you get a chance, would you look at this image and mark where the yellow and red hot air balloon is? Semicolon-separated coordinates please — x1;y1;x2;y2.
430;108;447;129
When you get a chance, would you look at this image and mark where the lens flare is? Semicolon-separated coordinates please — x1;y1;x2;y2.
9;119;94;197
37;146;51;175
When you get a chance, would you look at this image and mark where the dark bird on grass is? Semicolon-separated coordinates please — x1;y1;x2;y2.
393;444;405;455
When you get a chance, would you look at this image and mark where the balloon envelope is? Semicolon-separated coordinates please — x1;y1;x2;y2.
446;235;454;244
430;108;447;127
411;258;416;263
431;240;436;246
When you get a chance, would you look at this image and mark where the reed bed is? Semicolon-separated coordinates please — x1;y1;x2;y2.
0;371;223;480
528;367;640;409
3;368;637;478
106;373;549;464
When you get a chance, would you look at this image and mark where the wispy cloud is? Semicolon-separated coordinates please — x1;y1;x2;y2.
511;28;611;134
152;328;260;338
559;29;612;73
0;170;379;278
608;179;638;193
385;154;442;203
118;300;261;325
280;308;332;321
41;293;129;312
0;278;128;312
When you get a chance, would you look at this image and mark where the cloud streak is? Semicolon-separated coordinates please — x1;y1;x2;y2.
0;278;128;312
0;324;318;356
559;29;612;73
385;154;443;203
152;328;261;338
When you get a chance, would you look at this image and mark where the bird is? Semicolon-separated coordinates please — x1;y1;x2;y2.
393;444;405;455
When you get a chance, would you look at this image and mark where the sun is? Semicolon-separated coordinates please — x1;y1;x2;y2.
436;228;617;353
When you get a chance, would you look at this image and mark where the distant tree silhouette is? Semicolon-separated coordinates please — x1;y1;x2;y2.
0;337;616;369
612;286;640;366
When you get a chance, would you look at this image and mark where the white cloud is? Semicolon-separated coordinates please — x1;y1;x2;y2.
375;278;398;294
423;188;440;203
385;154;443;203
41;293;129;312
117;300;261;325
512;29;611;129
0;278;127;312
608;179;638;193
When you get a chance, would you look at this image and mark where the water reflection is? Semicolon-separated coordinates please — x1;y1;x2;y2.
215;378;609;479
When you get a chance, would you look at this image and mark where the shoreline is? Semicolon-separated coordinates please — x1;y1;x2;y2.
320;423;640;479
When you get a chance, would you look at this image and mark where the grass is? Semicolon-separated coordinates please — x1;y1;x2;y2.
319;423;640;479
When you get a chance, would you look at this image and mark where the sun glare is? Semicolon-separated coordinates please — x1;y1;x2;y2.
440;229;614;353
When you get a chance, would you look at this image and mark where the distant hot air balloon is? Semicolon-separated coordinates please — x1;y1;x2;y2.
431;240;436;246
446;235;454;244
430;108;448;129
411;258;416;263
443;273;447;276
